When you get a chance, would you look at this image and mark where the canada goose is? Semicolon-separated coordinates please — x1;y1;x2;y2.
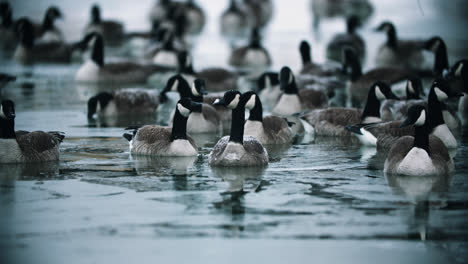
384;105;454;176
343;48;414;107
160;76;222;133
0;100;65;163
184;0;206;34
242;0;274;28
272;67;328;116
310;0;373;30
84;4;124;45
149;30;181;68
228;28;272;69
209;90;269;166
446;59;468;126
13;18;86;64
123;97;199;156
302;81;398;137
178;50;239;92
423;36;449;77
374;21;425;70
75;33;172;83
299;40;342;77
220;0;250;39
87;89;160;119
380;77;425;121
33;6;64;44
0;2;17;50
243;91;293;145
149;0;173;23
257;71;280;109
326;16;365;64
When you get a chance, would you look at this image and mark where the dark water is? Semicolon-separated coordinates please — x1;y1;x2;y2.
1;0;468;263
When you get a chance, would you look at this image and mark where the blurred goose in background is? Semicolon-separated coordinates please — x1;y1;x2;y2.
310;0;373;30
445;59;468;126
184;0;206;34
257;71;280;110
374;21;425;71
0;2;17;50
242;0;274;28
326;16;365;64
210;90;269;166
87;89;160;119
343;48;414;107
299;40;342;77
148;0;173;24
301;82;398;137
220;0;250;40
0;100;65;163
160;75;224;131
243;91;293;145
229;28;272;70
13;18;87;64
272;66;328;117
32;6;64;44
384;105;454;176
0;73;16;91
75;33;172;83
123;98;199;156
84;4;124;46
149;29;182;68
423;36;449;77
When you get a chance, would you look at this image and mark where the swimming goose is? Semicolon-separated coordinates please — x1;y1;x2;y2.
0;100;65;163
228;28;272;69
299;40;342;77
374;21;425;71
13;18;87;64
160;76;223;132
243;0;273;28
0;2;17;50
220;0;250;39
243;91;293;145
302;81;398;137
446;59;468;125
380;77;425;121
384;105;454;176
123;97;199;156
272;67;328;116
84;4;125;45
33;6;64;44
209;90;269;166
326;16;365;64
257;71;280;109
75;33;172;83
423;36;449;77
343;48;414;107
87;89;160;119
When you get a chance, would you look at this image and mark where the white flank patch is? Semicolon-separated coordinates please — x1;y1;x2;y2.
191;82;199;96
152;50;178;67
397;147;436;176
356;128;377;146
0;139;22;163
434;87;448;101
432;124;457;148
177;103;191;117
75;60;100;82
272;94;302;116
227;94;240;109
245;94;256;110
414;110;426;126
244;120;265;143
167;139;197;156
375;86;386;101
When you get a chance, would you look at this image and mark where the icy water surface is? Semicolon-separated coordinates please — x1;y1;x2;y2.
1;0;468;263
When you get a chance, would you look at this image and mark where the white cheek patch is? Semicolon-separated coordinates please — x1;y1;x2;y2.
407;81;415;94
375;86;386;101
177;103;191;117
288;71;293;84
245;95;256;109
414;110;426;126
434;87;448;101
264;76;271;89
191;83;199;96
227;94;240;109
171;79;179;92
0;105;5;119
455;63;464;77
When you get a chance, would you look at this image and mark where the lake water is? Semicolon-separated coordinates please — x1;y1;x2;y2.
1;0;468;263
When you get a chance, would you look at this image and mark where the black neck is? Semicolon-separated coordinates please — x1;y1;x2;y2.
386;26;397;48
248;97;263;122
0;118;16;139
170;110;189;141
2;12;12;27
192;95;203;103
413;124;430;154
229;104;245;144
433;42;449;77
406;86;420;100
92;9;101;24
92;36;104;66
282;80;299;95
345;54;362;81
42;13;54;31
427;87;445;128
361;89;381;121
300;42;312;66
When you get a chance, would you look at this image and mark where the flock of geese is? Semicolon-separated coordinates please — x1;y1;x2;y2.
0;0;467;178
